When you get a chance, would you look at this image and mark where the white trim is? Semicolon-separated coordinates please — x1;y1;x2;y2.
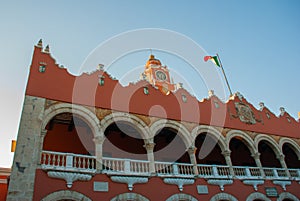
0;179;7;184
0;168;11;176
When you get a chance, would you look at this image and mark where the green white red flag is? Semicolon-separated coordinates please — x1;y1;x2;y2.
204;56;220;67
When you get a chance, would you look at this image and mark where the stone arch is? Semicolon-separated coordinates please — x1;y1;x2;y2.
246;192;271;201
277;192;299;201
110;192;150;201
101;112;151;141
41;103;100;137
210;192;238;201
41;190;92;201
226;130;257;155
165;193;198;201
150;119;192;149
191;125;226;152
254;134;282;158
279;138;300;160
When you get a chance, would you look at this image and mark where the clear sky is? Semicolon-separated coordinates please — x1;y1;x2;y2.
0;1;300;167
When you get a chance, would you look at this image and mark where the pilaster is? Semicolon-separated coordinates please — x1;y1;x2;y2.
7;96;46;201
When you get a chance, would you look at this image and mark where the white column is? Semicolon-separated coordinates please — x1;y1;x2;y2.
143;140;156;174
187;146;199;175
221;150;235;176
277;154;291;178
251;152;265;177
93;135;105;172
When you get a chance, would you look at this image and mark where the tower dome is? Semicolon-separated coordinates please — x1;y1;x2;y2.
145;54;161;68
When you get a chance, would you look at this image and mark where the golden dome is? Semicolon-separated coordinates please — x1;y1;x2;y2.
145;54;161;68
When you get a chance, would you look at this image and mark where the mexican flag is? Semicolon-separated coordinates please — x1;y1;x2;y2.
204;56;221;67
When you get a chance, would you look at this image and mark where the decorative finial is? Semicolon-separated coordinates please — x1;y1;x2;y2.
149;54;155;60
97;64;104;70
37;39;43;48
235;92;244;101
44;45;50;53
280;107;285;116
176;83;183;89
259;102;265;110
208;90;215;97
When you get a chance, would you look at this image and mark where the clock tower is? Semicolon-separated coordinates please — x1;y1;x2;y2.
141;55;176;94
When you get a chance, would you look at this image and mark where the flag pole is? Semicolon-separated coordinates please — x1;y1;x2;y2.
216;53;233;96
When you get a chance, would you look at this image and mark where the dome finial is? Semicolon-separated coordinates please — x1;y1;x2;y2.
149;54;155;60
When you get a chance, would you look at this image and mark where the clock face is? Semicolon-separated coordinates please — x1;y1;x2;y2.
155;70;167;81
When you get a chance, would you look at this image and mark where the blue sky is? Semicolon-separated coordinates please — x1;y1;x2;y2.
0;1;299;167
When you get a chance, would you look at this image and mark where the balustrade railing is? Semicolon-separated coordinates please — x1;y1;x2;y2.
41;151;96;173
41;151;300;181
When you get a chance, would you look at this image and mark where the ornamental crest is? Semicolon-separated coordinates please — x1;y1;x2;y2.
234;102;256;124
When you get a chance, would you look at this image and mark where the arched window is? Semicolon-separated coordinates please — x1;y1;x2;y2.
110;193;149;201
154;127;190;163
41;190;91;201
195;133;226;165
210;193;238;201
104;121;147;160
282;143;300;168
258;141;281;168
44;113;94;155
229;138;256;166
165;193;198;201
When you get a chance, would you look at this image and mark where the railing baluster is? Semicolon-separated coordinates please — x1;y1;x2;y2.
42;153;46;165
57;155;61;167
62;156;65;167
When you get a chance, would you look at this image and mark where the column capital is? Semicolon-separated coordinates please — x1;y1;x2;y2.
143;142;156;151
41;129;47;136
276;153;285;160
187;146;197;155
93;135;105;144
221;150;231;157
251;152;261;160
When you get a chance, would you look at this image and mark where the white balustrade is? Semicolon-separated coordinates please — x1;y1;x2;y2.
155;161;173;175
177;163;194;175
41;151;300;181
216;165;231;178
197;165;213;177
102;157;125;172
248;167;261;177
130;160;150;173
41;151;96;173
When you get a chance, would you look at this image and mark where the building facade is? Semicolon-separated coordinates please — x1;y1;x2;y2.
6;40;300;201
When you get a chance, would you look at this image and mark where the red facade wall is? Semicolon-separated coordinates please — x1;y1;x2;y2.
0;175;8;201
25;46;300;139
33;169;300;201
